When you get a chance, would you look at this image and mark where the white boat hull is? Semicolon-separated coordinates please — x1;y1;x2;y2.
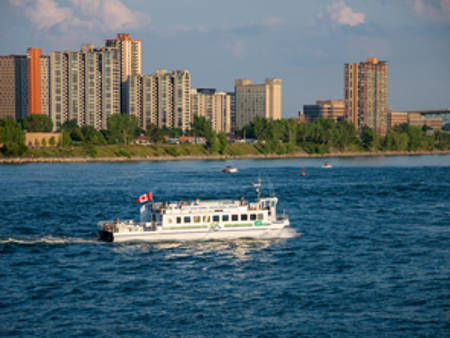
98;219;294;243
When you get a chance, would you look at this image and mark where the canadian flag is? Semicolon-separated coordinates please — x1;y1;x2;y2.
136;192;152;203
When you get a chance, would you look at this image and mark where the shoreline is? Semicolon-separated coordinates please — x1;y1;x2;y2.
1;150;449;164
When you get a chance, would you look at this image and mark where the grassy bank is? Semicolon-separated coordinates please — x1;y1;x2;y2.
0;143;449;163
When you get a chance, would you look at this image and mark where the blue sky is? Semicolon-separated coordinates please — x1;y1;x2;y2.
1;0;449;118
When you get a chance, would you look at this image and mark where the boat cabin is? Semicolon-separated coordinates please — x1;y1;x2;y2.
140;197;279;229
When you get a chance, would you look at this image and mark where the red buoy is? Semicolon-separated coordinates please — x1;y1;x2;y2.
301;168;306;177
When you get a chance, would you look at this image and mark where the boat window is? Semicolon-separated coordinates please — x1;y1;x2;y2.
184;216;191;223
203;215;210;222
193;216;200;223
250;214;256;221
257;214;263;220
176;217;181;224
213;215;220;222
271;201;275;207
241;214;248;221
167;217;173;224
222;215;229;222
231;214;238;221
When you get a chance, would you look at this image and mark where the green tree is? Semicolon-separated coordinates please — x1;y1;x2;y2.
434;131;450;150
333;120;358;150
360;126;377;150
217;132;228;154
161;127;182;138
0;118;27;156
60;130;73;147
253;116;269;141
191;115;212;138
81;125;106;145
41;138;47;146
60;120;83;144
22;114;53;132
146;123;165;143
49;136;56;146
0;118;25;145
206;131;219;153
106;114;139;144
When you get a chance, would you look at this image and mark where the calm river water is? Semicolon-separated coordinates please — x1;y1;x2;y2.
0;155;449;336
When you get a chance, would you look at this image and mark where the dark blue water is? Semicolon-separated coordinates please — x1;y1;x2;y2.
1;155;449;336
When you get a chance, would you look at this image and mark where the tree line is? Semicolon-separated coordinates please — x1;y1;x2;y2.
0;113;449;157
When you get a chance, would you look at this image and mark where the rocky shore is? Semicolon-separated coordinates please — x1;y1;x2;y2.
1;150;449;164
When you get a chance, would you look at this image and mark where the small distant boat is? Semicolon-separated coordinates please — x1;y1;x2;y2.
222;165;238;173
321;162;332;169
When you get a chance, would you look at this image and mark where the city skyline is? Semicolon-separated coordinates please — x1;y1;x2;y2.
1;0;449;118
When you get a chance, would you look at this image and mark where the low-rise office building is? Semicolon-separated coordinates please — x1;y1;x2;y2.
303;100;345;122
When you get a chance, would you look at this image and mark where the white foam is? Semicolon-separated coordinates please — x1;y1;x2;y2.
0;235;100;245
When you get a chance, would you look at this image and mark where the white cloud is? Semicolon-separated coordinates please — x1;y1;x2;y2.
69;0;148;31
326;1;365;27
414;0;450;24
9;0;148;32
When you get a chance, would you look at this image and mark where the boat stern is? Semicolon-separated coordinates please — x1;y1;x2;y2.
97;221;114;242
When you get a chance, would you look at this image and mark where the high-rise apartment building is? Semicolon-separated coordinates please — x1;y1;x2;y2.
235;78;281;130
105;33;142;113
227;91;236;131
191;88;231;133
0;55;27;120
127;69;191;131
303;100;345;122
50;46;120;130
40;55;50;116
344;57;388;134
27;48;42;115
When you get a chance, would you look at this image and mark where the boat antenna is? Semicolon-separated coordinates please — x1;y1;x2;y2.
254;176;262;201
267;176;275;197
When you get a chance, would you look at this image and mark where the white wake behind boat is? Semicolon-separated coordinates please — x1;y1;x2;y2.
98;180;294;243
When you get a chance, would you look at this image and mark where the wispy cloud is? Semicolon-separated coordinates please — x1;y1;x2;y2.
326;1;365;27
9;0;149;32
414;0;450;24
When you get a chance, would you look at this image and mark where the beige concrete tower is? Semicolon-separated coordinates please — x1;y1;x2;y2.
126;70;191;131
105;33;142;113
190;88;231;133
39;55;50;116
0;55;27;120
50;46;120;130
235;78;281;129
345;58;388;134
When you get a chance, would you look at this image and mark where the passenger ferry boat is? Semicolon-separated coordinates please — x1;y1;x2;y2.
98;180;293;243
